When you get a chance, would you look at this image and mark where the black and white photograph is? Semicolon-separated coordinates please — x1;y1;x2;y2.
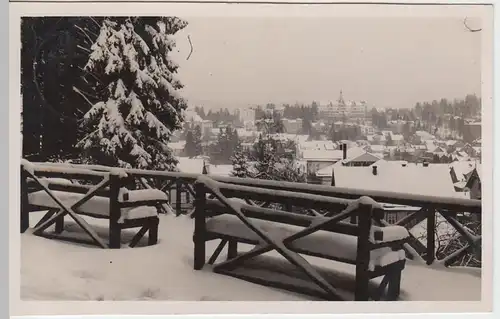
10;0;494;316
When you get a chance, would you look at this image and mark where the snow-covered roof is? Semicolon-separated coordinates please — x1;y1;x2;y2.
349;152;383;163
476;164;482;180
431;147;446;154
267;133;309;143
391;134;404;141
184;110;203;123
369;159;408;167
413;144;427;150
235;128;257;138
176;157;205;174
454;181;467;189
331;164;462;198
302;150;343;161
168;141;186;150
369;145;386;152
367;134;387;142
356;140;370;146
346;147;372;159
457;151;469;158
315;152;381;176
207;164;233;177
298;140;336;151
449;161;477;181
416;131;435;140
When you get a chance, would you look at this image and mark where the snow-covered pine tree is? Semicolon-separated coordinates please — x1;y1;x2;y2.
230;150;250;178
184;130;196;157
77;17;188;170
193;125;203;156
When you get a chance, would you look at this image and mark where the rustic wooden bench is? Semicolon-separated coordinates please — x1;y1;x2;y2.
192;176;410;301
20;160;169;249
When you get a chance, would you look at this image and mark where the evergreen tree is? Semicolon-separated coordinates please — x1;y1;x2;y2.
193;125;203;155
184;131;196;157
210;125;241;164
230;150;250;178
77;17;188;170
184;125;202;157
385;133;393;146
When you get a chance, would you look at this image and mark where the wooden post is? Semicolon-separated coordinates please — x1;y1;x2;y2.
148;217;159;245
176;180;182;216
227;240;238;260
354;202;372;301
193;181;207;270
109;174;121;249
386;266;402;300
20;169;30;233
54;214;64;234
350;214;357;225
426;208;436;265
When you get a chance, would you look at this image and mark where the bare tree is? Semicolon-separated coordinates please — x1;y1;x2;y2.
413;213;481;267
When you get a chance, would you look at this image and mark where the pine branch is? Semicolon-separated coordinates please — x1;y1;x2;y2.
74;24;95;45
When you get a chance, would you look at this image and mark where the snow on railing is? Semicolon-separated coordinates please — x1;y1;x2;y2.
21;159;482;267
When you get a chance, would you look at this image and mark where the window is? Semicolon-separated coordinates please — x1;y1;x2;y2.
385;213;398;224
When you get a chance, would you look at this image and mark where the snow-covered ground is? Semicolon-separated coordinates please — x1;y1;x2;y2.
21;211;481;301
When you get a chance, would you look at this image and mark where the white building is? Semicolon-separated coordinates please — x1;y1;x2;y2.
318;90;368;122
239;107;255;123
282;118;303;134
360;125;375;136
184;109;213;133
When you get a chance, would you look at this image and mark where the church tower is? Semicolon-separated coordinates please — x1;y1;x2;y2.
337;90;345;106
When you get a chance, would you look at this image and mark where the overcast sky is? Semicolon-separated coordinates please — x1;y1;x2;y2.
170;17;481;110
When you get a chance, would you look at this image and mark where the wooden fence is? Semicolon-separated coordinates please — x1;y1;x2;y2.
24;160;482;266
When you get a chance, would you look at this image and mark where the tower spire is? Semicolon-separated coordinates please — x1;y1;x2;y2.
338;89;345;105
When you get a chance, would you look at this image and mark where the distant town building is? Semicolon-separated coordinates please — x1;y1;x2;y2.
317;90;368;122
184;109;213;132
359;125;375;136
282;118;303;134
239;107;256;123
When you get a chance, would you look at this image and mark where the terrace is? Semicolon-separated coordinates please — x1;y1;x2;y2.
20;160;482;302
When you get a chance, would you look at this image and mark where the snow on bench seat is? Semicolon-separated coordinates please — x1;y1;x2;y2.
28;189;168;223
120;189;169;203
370;224;409;244
206;214;407;271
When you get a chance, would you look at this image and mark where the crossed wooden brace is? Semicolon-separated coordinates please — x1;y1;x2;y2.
23;167;110;248
199;177;370;301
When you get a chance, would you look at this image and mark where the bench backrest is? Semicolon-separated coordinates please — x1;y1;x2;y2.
199;180;384;237
21;162;170;217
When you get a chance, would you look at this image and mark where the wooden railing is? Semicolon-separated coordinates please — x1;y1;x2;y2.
210;176;482;267
30;161;200;216
23;160;482;267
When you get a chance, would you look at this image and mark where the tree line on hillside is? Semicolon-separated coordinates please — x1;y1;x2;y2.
370;94;481;142
193;106;242;127
183;124;241;164
22;17;189;171
230;115;305;184
253;102;319;135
